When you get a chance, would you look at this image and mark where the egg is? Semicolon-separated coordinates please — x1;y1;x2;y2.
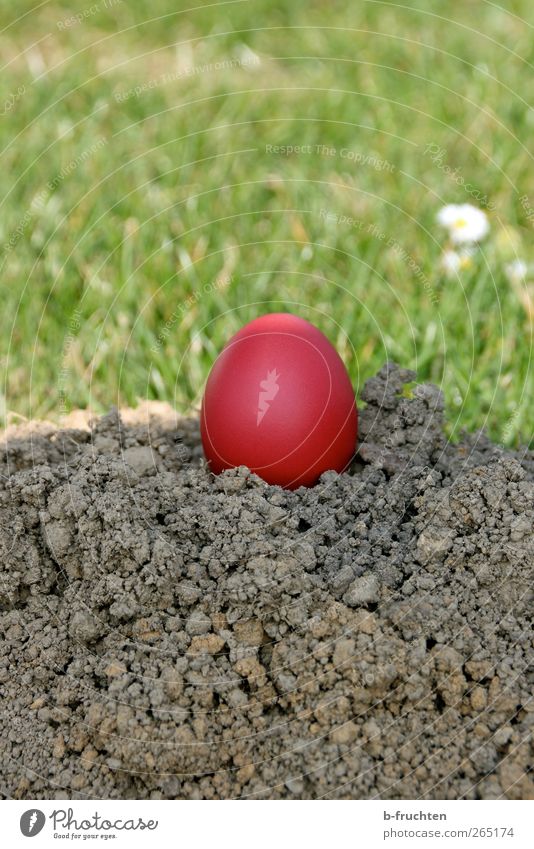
200;313;358;489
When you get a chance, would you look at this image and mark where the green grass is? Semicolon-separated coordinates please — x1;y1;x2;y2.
1;0;533;445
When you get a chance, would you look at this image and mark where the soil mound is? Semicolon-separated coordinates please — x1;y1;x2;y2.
1;364;532;799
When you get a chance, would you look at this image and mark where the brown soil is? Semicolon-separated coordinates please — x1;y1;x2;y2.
1;364;532;799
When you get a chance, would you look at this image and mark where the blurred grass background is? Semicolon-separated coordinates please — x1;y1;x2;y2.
0;0;532;444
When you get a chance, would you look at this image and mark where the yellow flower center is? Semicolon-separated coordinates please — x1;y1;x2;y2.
454;217;468;229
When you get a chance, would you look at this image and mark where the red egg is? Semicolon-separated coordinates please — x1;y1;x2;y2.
200;313;358;489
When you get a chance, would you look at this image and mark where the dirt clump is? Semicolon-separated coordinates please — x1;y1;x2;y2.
0;364;532;799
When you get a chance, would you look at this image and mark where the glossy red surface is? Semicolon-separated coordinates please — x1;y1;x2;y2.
200;313;358;488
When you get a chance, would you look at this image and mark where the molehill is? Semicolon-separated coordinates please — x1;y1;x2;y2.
0;364;532;799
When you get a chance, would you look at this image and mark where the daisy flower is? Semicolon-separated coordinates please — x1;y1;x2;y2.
504;259;528;284
437;203;489;244
440;247;475;276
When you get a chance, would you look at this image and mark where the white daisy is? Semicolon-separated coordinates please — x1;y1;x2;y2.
441;249;461;275
504;259;528;283
440;247;475;276
437;203;489;244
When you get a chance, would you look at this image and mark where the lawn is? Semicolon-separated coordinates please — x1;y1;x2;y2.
1;0;532;445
